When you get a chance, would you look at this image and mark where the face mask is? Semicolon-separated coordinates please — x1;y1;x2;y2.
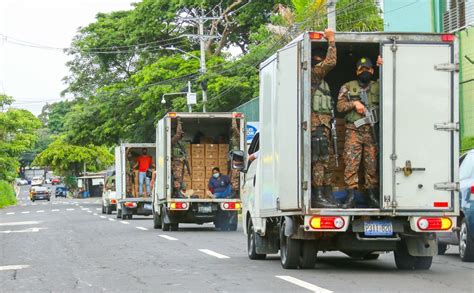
213;173;220;178
358;71;372;84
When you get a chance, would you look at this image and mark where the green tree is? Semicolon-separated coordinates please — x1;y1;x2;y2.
0;94;42;181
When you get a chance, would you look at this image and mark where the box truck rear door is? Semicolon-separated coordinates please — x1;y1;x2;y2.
381;42;458;211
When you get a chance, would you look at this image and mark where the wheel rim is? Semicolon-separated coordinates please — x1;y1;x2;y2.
460;222;468;258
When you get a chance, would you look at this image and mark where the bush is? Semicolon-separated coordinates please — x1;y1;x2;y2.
0;180;17;208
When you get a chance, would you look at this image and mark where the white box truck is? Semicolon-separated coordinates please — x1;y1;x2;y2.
235;32;460;270
115;143;155;219
153;112;245;231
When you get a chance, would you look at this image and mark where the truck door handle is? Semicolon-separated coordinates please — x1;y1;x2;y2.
253;175;256;187
395;160;426;176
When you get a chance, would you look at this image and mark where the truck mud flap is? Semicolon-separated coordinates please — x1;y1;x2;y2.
403;233;437;257
256;227;279;255
336;233;398;252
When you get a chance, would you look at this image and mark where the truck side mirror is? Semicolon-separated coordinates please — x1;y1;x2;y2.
230;150;246;173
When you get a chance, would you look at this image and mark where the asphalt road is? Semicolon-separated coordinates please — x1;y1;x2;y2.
0;185;473;292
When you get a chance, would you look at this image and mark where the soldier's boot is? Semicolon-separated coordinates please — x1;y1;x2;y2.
323;185;341;208
366;188;380;208
342;189;356;209
311;187;339;208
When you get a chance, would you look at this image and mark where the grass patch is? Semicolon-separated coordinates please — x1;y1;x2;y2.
0;180;17;208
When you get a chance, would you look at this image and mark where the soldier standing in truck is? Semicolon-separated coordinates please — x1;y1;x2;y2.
171;118;185;197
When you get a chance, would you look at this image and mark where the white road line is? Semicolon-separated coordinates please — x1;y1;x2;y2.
52;202;58;205
120;221;130;225
136;227;148;231
93;213;98;216
159;235;178;241
100;216;106;219
66;208;74;211
0;265;30;271
108;218;116;222
42;203;48;205
0;221;40;226
87;211;92;213
52;209;60;212
6;212;15;215
96;208;101;211
0;228;45;234
198;249;230;259
21;211;30;214
275;276;333;293
36;210;45;213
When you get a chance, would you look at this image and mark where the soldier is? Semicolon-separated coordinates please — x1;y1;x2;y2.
171;118;185;197
310;28;340;208
336;56;382;208
229;118;240;196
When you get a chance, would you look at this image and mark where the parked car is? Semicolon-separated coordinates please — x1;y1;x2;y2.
437;149;474;262
15;178;28;186
31;176;44;186
29;186;51;202
44;178;52;184
51;178;61;185
55;186;68;198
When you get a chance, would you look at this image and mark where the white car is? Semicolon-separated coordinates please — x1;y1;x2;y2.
31;176;44;186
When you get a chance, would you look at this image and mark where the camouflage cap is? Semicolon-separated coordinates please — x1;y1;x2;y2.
356;57;373;70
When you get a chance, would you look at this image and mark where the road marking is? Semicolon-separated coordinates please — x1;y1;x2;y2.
52;202;58;205
87;211;92;213
20;204;26;207
108;218;116;222
275;276;333;293
0;228;44;234
42;203;48;205
93;213;98;216
66;208;74;211
36;210;45;213
21;211;30;214
159;235;178;241
120;221;130;225
96;208;101;211
52;209;60;212
31;203;37;206
136;227;148;231
100;216;106;219
198;249;230;259
0;221;40;226
6;212;15;215
0;265;30;271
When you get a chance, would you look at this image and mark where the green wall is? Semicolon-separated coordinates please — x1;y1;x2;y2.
233;98;259;122
459;27;474;139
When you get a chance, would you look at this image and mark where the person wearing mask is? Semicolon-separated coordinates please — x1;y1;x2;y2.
133;148;155;197
336;56;382;208
208;167;232;199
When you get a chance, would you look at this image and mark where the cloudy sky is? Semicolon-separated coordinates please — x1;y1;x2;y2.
0;0;136;115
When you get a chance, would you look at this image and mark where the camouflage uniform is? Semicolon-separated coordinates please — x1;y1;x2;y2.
311;41;336;188
337;80;379;189
229;119;240;193
171;119;185;193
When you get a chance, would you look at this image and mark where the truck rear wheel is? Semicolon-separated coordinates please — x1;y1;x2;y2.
106;205;112;215
459;219;474;262
300;241;317;269
161;206;170;231
116;208;122;219
102;204;106;214
280;221;301;269
394;241;433;270
247;220;266;260
153;211;162;229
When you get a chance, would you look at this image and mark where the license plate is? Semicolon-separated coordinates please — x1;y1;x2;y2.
198;205;212;213
364;221;393;236
143;204;152;210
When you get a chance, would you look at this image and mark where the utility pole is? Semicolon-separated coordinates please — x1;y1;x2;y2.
327;0;337;30
181;12;220;113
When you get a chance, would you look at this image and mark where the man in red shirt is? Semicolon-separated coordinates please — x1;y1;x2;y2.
133;148;155;197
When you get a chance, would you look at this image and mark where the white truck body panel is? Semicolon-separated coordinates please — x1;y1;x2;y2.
381;43;458;211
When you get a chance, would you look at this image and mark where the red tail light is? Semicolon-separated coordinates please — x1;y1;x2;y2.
309;32;323;40
124;202;137;208
232;112;243;118
417;217;452;231
169;112;177;118
441;34;455;42
470;185;474;194
309;216;345;229
221;202;241;210
111;199;117;204
170;202;188;210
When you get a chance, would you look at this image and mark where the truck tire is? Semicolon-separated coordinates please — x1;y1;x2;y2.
394;241;432;270
153;211;162;229
170;223;179;231
414;256;433;270
102;204;106;214
128;214;133;220
459;219;474;262
161;206;170;231
106;206;112;215
280;221;301;269
300;241;317;269
247;220;266;260
116;208;122;219
437;243;448;255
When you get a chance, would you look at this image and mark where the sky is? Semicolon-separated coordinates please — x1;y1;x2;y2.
0;0;136;115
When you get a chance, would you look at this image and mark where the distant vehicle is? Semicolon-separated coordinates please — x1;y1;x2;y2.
29;186;51;202
31;176;44;186
51;178;61;185
102;171;118;214
15;178;28;186
55;186;68;198
44;178;52;184
437;150;474;262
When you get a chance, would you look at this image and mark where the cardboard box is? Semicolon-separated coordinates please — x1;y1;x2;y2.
205;167;213;179
218;158;228;166
191;158;204;167
192;165;205;172
191;149;205;157
192;189;206;199
205;159;219;168
183;180;192;189
192;180;206;190
205;144;219;153
192;170;206;180
218;144;229;152
192;144;205;151
219;164;228;174
205;153;220;160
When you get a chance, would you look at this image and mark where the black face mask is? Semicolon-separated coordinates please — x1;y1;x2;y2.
357;71;372;84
